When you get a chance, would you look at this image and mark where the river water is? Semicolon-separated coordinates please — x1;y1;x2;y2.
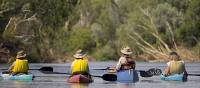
0;61;200;88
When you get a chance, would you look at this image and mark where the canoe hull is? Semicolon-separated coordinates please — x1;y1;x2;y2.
68;74;93;83
117;70;139;82
160;74;187;81
1;73;33;80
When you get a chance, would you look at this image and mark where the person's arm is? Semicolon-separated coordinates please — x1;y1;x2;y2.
132;60;136;70
182;61;188;76
127;57;135;70
164;62;170;76
164;67;170;76
116;57;124;71
183;67;188;76
70;61;74;73
86;59;90;73
8;61;16;72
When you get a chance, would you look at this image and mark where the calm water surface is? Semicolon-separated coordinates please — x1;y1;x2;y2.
0;62;200;88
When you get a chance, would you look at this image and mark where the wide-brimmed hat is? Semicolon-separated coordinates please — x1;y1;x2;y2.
16;50;26;58
120;46;132;55
73;49;86;58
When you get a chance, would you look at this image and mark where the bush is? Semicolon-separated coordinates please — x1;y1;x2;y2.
93;44;117;61
66;27;95;53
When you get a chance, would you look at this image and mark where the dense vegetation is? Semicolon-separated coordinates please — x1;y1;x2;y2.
0;0;200;63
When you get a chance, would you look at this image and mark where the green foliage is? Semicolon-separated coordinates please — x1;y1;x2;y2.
93;44;117;61
66;27;95;52
165;0;189;12
1;0;200;62
30;0;69;27
176;0;200;46
150;3;183;46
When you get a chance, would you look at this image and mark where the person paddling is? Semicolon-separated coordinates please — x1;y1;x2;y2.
7;50;29;75
70;49;92;79
109;46;135;72
164;51;188;77
116;46;135;71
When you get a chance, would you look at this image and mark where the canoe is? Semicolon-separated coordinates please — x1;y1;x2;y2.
160;74;187;81
1;73;33;80
68;74;93;83
117;69;139;82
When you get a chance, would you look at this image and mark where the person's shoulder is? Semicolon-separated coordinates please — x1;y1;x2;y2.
167;61;171;65
120;56;126;59
117;56;125;61
83;57;88;59
167;61;171;63
179;60;185;63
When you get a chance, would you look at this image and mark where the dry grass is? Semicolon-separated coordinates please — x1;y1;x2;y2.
177;46;200;62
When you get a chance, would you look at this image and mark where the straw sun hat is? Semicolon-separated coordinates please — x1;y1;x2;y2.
16;50;26;58
120;46;133;55
73;49;86;58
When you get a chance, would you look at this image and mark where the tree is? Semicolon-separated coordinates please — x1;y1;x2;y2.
177;0;200;47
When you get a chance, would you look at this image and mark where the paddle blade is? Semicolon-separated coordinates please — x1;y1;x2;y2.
2;71;10;74
140;71;153;77
39;67;53;72
102;74;117;81
147;68;162;76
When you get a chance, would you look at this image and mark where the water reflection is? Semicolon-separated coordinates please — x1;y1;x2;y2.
140;79;162;83
117;83;135;88
11;81;32;88
0;62;200;88
70;83;89;88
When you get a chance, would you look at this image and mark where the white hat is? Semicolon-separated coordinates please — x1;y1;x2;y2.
73;49;86;58
16;50;26;58
120;46;132;55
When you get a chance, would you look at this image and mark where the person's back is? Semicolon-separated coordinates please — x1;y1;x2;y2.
69;50;93;83
71;50;90;75
12;58;29;73
71;58;89;75
118;56;135;70
169;61;184;74
116;46;135;71
7;50;29;75
164;52;187;76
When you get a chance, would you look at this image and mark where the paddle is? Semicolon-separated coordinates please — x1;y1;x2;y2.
145;69;200;77
40;69;117;81
1;67;53;74
188;74;200;76
92;67;162;77
93;74;117;81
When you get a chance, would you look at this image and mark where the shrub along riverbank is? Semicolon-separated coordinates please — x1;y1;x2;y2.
0;0;200;63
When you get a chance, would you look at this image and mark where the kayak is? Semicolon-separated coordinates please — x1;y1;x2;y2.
68;74;93;83
0;73;33;80
160;74;187;81
117;69;139;82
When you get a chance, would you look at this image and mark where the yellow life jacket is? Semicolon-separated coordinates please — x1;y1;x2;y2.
169;61;184;74
12;59;29;73
71;58;89;74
